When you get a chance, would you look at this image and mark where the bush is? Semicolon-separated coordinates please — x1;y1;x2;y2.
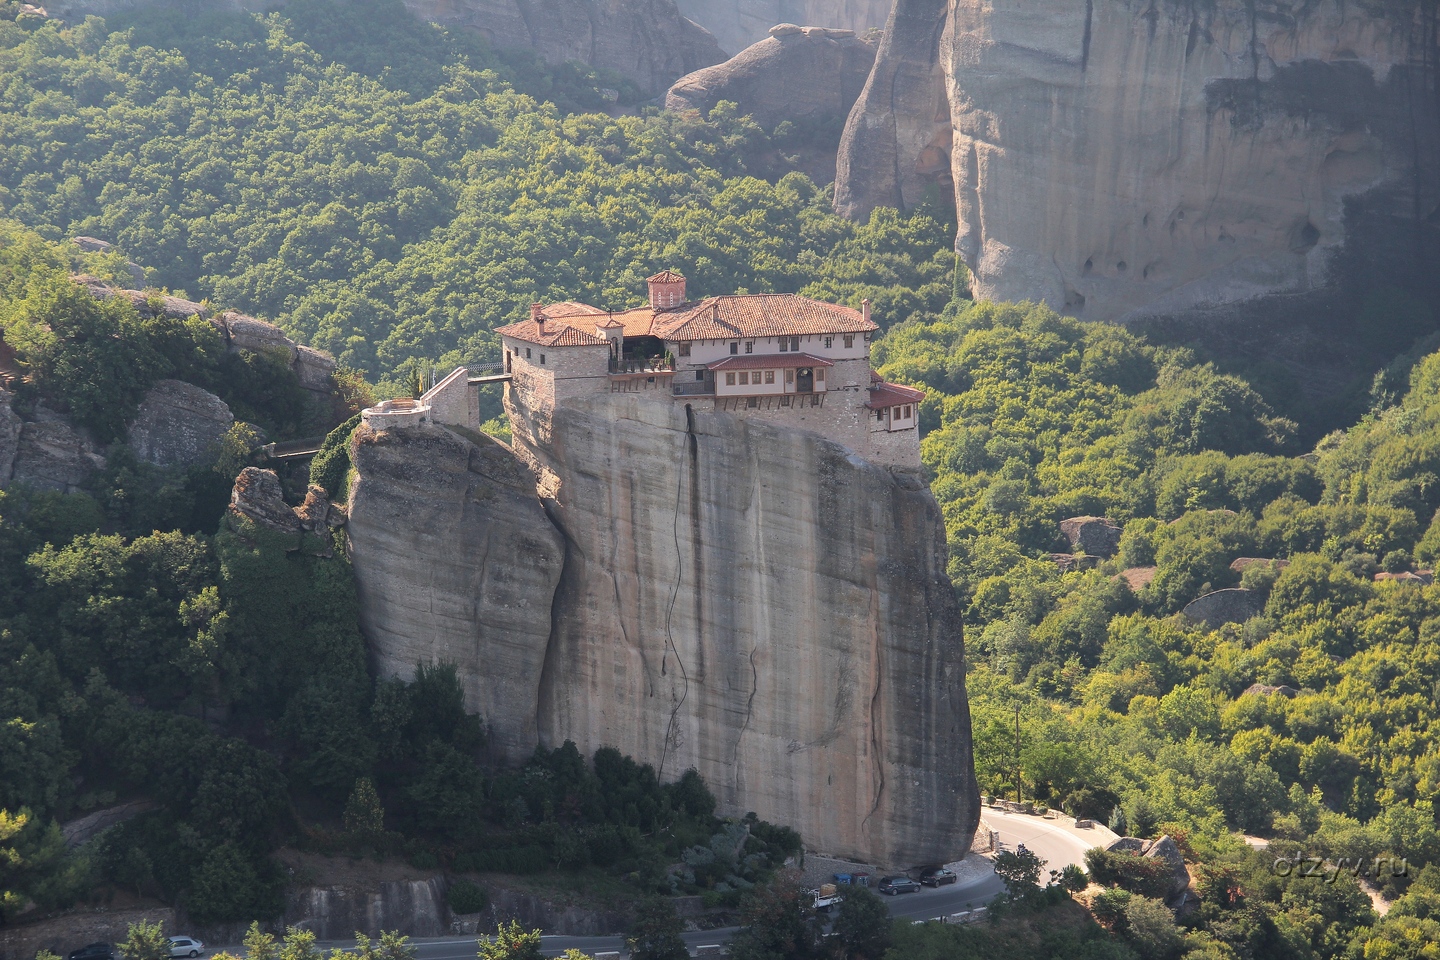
446;878;487;915
1084;849;1174;900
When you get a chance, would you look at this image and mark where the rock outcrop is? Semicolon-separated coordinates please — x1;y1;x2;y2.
675;0;891;54
1182;588;1260;628
836;0;1440;323
9;406;106;494
1106;834;1191;904
346;423;566;761
667;24;876;126
349;392;979;867
128;379;234;468
1059;516;1121;558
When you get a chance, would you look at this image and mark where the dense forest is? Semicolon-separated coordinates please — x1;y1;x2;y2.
5;1;1440;959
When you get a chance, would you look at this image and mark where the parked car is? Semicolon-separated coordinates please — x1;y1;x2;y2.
167;937;205;958
919;866;957;887
878;875;921;895
68;944;116;960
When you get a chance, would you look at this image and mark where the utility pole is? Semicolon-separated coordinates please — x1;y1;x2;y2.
1014;704;1021;804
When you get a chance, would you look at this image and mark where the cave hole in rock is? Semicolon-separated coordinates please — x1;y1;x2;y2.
1290;220;1321;253
1116;261;1127;273
1143;212;1150;227
1064;286;1087;314
1082;258;1094;276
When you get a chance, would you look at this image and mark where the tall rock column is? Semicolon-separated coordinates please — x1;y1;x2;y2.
509;392;978;867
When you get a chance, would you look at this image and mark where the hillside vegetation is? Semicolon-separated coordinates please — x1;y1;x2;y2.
0;0;956;392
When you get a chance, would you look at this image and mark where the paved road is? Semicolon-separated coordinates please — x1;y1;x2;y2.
266;810;1108;959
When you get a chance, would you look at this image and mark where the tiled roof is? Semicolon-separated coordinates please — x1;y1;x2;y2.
655;295;876;340
865;380;926;409
706;352;834;371
647;271;686;283
496;316;610;347
516;293;877;344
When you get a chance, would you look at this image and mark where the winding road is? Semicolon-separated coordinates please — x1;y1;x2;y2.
318;808;1111;958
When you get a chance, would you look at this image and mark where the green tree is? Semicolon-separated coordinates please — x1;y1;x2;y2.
625;898;688;960
727;870;822;960
477;921;543;960
993;848;1046;898
831;885;893;960
343;777;386;836
242;923;278;960
120;920;169;960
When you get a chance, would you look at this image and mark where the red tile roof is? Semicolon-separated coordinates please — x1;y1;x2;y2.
866;380;926;410
647;271;687;283
513;293;878;344
706;352;834;371
496;315;610;347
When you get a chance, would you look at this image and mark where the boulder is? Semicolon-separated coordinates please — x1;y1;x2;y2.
127;379;234;468
1241;683;1299;698
1117;566;1156;591
1375;570;1434;585
10;408;105;493
297;484;346;531
666;27;876;127
294;344;337;392
1144;835;1191;901
219;311;298;362
1182;588;1260;629
1059;516;1121;558
229;467;304;535
70;236;112;253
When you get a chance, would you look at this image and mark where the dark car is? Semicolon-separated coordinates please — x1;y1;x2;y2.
68;944;117;960
919;866;957;887
878;875;921;895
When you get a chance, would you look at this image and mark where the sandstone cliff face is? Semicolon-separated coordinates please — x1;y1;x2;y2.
346;423;565;760
675;0;891;54
401;0;726;95
666;25;877;129
836;0;1440;322
42;0;724;97
348;395;980;867
128;379;234;468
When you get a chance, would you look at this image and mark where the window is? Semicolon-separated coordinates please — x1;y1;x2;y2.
893;406;901;419
738;371;749;385
726;372;736;386
876;409;885;422
816;368;825;383
779;339;789;352
539;354;546;365
764;370;775;384
745;341;754;354
746;397;759;408
679;342;691;357
525;347;532;359
790;337;800;351
696;370;705;381
824;336;833;349
785;369;794;383
904;405;912;419
781;396;791;407
863;332;871;343
730;341;739;354
844;334;854;348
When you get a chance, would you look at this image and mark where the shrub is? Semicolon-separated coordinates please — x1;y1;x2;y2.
446;878;487;915
1084;848;1174;900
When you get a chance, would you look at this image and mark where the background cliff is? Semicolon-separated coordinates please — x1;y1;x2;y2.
674;0;891;53
347;395;980;868
836;0;1440;326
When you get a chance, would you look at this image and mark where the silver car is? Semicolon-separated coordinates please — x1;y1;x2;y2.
167;938;204;958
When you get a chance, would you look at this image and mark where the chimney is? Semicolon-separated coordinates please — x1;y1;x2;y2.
647;271;687;310
531;302;546;334
861;298;872;325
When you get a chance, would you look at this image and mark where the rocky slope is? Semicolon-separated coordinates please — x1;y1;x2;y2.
348;394;979;867
40;0;724;96
675;0;891;54
836;0;1440;323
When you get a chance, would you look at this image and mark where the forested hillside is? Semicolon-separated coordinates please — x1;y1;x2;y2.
0;0;955;393
875;301;1440;958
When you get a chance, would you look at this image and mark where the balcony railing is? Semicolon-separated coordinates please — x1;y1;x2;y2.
610;357;674;375
672;381;715;396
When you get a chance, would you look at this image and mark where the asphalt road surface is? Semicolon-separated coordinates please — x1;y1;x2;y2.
294;809;1106;958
